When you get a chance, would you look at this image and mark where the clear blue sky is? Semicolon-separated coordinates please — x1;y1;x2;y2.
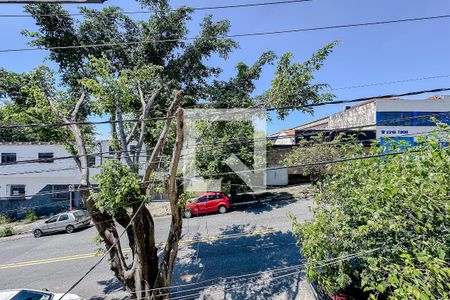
1;0;450;137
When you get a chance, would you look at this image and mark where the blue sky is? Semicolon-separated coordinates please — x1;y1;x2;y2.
1;0;450;137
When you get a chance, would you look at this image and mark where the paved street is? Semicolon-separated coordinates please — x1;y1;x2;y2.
0;195;314;299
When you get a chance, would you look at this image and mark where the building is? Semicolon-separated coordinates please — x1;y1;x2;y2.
272;96;450;146
269;96;450;184
0;141;151;218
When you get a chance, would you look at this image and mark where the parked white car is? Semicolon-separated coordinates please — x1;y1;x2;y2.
33;210;91;238
0;289;83;300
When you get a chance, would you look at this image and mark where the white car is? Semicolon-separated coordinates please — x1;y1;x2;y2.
33;210;91;238
0;289;83;300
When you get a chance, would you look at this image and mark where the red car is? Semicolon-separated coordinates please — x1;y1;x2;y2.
184;192;231;218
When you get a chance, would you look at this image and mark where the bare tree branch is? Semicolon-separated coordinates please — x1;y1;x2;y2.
71;92;86;121
155;108;184;290
116;105;134;168
133;89;161;165
143;90;183;188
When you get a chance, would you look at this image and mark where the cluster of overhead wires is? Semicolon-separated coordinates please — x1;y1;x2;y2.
0;0;449;298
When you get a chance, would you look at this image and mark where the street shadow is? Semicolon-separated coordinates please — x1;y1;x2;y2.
90;278;126;300
171;224;305;299
233;198;297;215
228;191;298;216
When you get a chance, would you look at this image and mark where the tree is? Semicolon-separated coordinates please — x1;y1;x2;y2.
291;129;450;299
0;1;340;298
194;43;338;195
282;134;357;182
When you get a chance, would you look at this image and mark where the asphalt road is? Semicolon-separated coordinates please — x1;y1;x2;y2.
0;197;314;300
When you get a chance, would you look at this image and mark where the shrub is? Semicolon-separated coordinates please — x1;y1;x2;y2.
292;129;450;299
0;226;14;237
0;215;11;225
24;211;38;224
283;134;361;182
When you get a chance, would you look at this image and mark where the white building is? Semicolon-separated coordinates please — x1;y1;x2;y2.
0;141;152;217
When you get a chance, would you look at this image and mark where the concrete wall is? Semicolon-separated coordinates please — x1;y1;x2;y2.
328;101;376;130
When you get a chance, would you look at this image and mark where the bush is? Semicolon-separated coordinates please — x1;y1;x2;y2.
292;129;450;299
283;134;360;182
24;211;38;224
0;226;14;237
0;215;11;225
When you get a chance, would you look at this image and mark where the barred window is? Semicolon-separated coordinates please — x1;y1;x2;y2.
52;185;69;200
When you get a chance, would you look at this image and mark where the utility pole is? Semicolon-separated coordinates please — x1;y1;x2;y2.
69;184;74;211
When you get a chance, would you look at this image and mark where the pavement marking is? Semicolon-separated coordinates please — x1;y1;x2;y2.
0;228;280;270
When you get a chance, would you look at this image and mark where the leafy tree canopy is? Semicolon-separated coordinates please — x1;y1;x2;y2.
292;128;450;299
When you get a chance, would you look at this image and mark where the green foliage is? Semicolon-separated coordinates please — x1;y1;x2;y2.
178;192;199;210
24;211;38;224
92;160;145;213
293;129;450;299
264;41;338;119
0;226;14;237
0;215;12;225
92;233;105;256
283;134;362;182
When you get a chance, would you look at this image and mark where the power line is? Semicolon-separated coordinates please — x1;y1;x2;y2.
2;14;450;53
0;115;172;129
329;74;450;91
119;245;384;298
58;175;158;299
1;113;446;171
198;145;445;178
1;87;449;129
0;117;443;167
265;87;450;111
2;139;446;202
0;0;313;18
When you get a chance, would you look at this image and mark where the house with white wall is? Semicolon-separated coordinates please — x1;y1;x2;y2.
0;141;151;218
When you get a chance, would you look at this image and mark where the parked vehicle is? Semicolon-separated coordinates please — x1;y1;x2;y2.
184;192;231;218
33;210;91;238
0;289;83;300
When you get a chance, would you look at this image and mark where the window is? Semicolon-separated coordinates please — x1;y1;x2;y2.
52;185;69;200
58;214;69;221
9;185;25;198
130;145;137;157
46;216;58;223
11;290;52;300
73;211;86;219
208;194;222;200
197;196;208;203
1;153;16;164
87;155;96;167
38;152;54;163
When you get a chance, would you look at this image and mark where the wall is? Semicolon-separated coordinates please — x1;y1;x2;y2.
328;101;376;130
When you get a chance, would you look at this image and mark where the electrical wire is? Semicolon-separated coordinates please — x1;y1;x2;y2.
3;136;446;214
0;115;173;129
2;14;450;53
1;87;449;129
265;87;450;111
0;0;314;19
58;175;158;299
329;74;450;91
1;112;447;170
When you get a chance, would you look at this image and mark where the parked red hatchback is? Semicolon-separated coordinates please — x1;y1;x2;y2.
184;192;231;218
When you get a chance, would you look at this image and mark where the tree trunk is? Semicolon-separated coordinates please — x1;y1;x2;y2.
153;108;184;298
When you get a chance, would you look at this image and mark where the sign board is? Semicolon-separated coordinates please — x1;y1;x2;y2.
0;0;105;3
